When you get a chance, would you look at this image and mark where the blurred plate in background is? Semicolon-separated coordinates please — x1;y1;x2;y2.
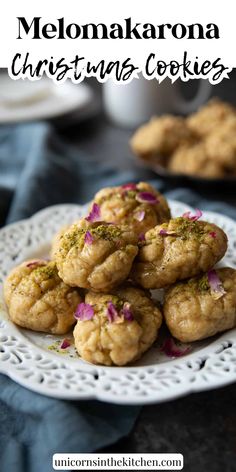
0;74;95;123
135;154;236;191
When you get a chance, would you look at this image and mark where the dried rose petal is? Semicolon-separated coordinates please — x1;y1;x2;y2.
136;192;159;205
207;269;226;300
85;203;101;222
209;231;216;238
134;210;145;222
107;301;119;323
60;338;71;349
159;229;177;237
138;232;146;242
74;303;94;321
182;211;191;219
161;337;191;358
182;209;203;221
26;260;45;268
121;183;137;191
121;302;134;321
84;231;93;245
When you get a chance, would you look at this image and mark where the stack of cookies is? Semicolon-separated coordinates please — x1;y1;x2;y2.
4;182;236;366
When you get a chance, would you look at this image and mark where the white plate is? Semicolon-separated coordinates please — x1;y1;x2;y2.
0;75;94;123
0;201;236;404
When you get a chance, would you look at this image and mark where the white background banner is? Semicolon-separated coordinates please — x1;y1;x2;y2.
0;0;235;83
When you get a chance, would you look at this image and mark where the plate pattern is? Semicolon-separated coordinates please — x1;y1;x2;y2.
0;201;236;404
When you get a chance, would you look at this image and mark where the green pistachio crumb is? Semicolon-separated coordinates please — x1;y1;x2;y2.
125;190;137;199
61;227;85;252
198;275;210;291
61;223;122;254
92;225;122;240
188;274;209;292
171;217;205;240
33;262;58;279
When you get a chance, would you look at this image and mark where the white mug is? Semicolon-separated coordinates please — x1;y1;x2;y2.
103;77;211;128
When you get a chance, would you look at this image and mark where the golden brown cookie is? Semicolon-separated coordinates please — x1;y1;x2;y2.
4;260;81;334
54;218;138;292
186;98;236;138
92;182;171;236
132;216;227;289
130;115;194;162
163;268;236;342
168;143;224;178
73;285;162;366
204;115;236;172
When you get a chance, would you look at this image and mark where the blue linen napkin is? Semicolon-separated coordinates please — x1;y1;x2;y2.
0;376;138;472
0;122;150;225
0;122;236;472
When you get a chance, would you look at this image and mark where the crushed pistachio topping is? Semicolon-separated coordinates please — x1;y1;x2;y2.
197;275;210;291
60;226;85;252
48;339;75;355
198;275;210;291
95;296;124;316
187;275;209;292
124;190;137;199
174;217;206;240
92;225;122;240
156;218;206;243
187;272;227;300
33;262;58;279
60;223;122;254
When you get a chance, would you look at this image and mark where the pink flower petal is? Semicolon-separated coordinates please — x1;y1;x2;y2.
134;210;145;222
74;303;94;321
207;269;226;300
159;229;177;237
161;337;191;358
121;183;137;191
26;260;45;268
84;231;93;245
182;209;203;221
136;192;159;205
182;211;191;219
107;301;119;323
121;302;134;321
60;338;71;349
85;203;101;222
138;232;146;242
209;231;216;238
